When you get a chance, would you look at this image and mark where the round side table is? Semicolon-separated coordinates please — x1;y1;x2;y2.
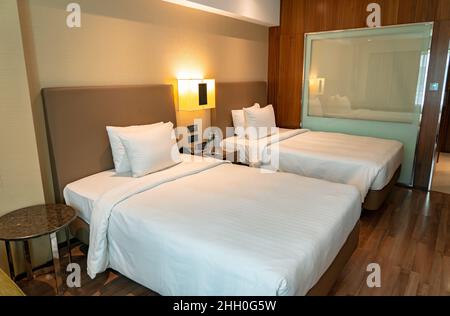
0;204;77;295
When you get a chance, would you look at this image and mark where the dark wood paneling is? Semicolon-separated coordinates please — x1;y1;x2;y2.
277;34;304;128
437;0;450;21
414;20;450;189
268;27;280;120
269;0;450;188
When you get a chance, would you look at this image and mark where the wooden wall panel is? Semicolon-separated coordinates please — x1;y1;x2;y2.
268;0;450;188
267;27;280;120
277;34;304;128
415;0;439;22
437;0;450;21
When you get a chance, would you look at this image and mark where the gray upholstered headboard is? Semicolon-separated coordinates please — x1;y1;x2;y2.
42;85;177;203
212;82;267;138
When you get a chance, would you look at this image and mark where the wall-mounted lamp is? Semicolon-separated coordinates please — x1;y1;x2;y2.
309;78;326;96
175;79;216;111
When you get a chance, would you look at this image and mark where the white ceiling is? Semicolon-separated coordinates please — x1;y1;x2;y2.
163;0;280;27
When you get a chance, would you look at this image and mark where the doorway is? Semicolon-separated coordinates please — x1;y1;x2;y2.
432;58;450;194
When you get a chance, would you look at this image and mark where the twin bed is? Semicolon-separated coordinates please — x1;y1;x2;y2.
212;82;403;211
221;128;403;210
63;156;360;296
42;82;401;296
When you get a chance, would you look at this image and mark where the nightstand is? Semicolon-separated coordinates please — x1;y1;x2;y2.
181;142;242;164
0;204;76;295
179;141;207;156
204;148;240;164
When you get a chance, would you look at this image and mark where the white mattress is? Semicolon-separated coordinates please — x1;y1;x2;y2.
324;109;415;124
222;129;403;200
63;170;135;223
67;155;361;296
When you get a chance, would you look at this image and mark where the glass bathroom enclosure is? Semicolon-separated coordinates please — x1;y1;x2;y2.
302;23;434;185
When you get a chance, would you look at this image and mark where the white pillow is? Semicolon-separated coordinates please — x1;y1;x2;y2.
118;122;181;178
231;103;260;137
243;104;276;139
106;122;163;174
337;95;352;111
326;95;352;113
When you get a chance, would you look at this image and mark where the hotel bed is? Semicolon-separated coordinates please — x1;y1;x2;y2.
43;83;361;296
65;155;360;296
211;83;403;211
222;128;403;208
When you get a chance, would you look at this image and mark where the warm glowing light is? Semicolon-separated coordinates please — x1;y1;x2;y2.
175;79;216;111
309;77;326;95
175;70;204;80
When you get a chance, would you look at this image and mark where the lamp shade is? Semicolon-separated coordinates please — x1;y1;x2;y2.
309;77;325;95
176;79;216;111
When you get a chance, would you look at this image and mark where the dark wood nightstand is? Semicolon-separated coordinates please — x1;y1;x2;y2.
203;148;241;164
181;141;242;164
179;141;208;155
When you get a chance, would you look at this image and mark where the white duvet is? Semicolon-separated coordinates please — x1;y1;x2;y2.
85;155;361;296
223;129;403;200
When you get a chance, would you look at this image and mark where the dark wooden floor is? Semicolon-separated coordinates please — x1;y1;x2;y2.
17;245;157;296
331;186;450;296
17;186;450;296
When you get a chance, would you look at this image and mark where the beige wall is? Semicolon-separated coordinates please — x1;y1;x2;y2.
25;0;268;199
26;0;268;125
0;0;47;273
0;0;268;274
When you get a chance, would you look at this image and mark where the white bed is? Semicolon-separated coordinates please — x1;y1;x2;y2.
64;170;134;224
64;155;361;296
222;129;404;202
324;109;415;124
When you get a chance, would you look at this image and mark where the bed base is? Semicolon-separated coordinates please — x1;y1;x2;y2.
306;222;359;296
70;217;90;246
363;167;401;211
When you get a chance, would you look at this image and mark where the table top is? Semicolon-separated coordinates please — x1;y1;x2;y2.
0;205;77;241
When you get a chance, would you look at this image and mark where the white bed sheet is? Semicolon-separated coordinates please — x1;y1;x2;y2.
74;155;361;296
63;170;135;223
222;129;403;200
323;109;415;124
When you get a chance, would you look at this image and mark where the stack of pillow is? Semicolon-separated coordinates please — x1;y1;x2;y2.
231;103;277;139
326;95;352;113
106;122;181;178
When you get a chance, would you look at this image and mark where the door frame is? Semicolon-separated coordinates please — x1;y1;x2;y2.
414;20;450;190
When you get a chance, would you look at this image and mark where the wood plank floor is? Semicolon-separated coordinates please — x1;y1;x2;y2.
331;186;450;296
17;186;450;296
432;153;450;195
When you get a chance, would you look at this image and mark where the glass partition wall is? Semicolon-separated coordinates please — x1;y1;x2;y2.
302;23;434;185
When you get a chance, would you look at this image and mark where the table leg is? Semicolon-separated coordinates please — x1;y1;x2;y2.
5;241;15;280
50;232;64;295
23;240;33;280
65;227;72;264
